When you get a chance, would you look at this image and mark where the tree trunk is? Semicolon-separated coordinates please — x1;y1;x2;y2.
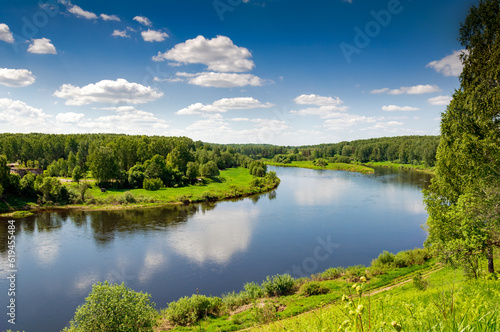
487;247;495;274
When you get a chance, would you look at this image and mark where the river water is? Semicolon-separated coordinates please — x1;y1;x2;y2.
0;166;432;332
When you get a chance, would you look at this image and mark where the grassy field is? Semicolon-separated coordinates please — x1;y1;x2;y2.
0;167;279;215
364;161;435;174
264;160;374;174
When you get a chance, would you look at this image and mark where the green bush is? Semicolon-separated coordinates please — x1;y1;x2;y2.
344;265;367;282
299;281;329;296
120;191;136;204
262;274;295;297
222;291;250;310
143;178;163;191
63;281;157;332
321;267;345;280
164;295;224;326
244;282;264;299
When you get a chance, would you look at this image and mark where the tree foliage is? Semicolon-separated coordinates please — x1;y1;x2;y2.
425;0;500;275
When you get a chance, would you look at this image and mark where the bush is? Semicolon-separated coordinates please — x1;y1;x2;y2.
222;291;250;310
63;281;157;332
262;274;295;297
143;178;163;191
413;271;428;291
164;295;224;326
120;191;136;204
244;282;264;299
299;281;329;296
321;267;345;280
344;265;367;282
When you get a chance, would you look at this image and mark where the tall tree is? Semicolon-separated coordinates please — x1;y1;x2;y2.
425;0;500;275
88;146;119;185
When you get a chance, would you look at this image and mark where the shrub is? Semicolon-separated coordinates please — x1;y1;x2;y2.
413;271;428;291
222;291;250;310
344;265;367;282
63;281;157;332
120;191;136;204
299;281;329;296
143;178;163;191
321;267;345;280
201;191;218;201
244;282;264;299
164;295;224;326
262;274;295;297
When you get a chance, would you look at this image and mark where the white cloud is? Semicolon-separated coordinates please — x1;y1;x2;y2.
112;30;129;38
177;72;264;88
290;105;348;118
56;112;84;123
230;117;250;121
53;78;163;105
141;29;169;42
324;113;376;130
0;68;36;87
28;38;57;54
0;98;50;129
67;3;98;19
427;50;466;77
370;88;389;94
177;97;273;115
428;95;452;106
372;84;441;95
100;14;120;21
372;121;403;129
133;16;152;26
154;35;255;72
153;76;183;83
294;94;343;106
381;105;419;112
0;23;14;43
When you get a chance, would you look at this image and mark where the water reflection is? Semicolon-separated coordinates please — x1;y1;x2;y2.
168;204;259;265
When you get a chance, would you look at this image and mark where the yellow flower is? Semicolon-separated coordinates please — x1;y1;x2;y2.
357;304;364;314
360;276;367;283
352;283;358;289
356;286;362;293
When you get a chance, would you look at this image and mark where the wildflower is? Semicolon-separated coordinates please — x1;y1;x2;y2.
356;286;362;293
352;283;358;289
356;304;364;314
360;276;367;283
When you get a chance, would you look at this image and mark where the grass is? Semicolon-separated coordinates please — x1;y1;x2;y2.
263;160;374;174
65;167;279;210
364;161;435;174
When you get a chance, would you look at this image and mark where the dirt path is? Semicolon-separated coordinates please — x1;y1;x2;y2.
240;266;443;332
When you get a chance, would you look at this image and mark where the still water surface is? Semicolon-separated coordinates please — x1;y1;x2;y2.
0;166;431;332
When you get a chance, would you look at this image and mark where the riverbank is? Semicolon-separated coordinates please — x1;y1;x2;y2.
0;167;280;217
264;160;374;174
363;161;435;175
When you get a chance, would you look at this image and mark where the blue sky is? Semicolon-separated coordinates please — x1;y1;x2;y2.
0;0;476;145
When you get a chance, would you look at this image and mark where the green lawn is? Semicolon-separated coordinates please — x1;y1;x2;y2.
264;160;374;174
364;161;435;174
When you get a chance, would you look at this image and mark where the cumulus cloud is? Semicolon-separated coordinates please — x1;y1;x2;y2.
100;14;120;21
112;30;129;38
428;95;452;106
0;98;50;130
53;78;163;105
153;35;255;72
67;3;98;19
133;16;152;26
28;38;57;54
0;23;14;43
371;84;440;95
141;29;169;42
381;105;419;112
294;94;343;106
179;72;264;88
324;113;376;130
56;112;85;123
0;68;36;87
291;94;347;118
427;50;466;77
177;97;273;115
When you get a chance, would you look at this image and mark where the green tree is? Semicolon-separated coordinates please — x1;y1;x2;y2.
199;161;219;178
425;0;500;275
249;161;267;177
88;146;118;185
20;172;36;197
72;166;84;183
186;161;199;182
64;281;157;332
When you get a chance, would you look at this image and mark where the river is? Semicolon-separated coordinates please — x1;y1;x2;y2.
0;166;432;332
